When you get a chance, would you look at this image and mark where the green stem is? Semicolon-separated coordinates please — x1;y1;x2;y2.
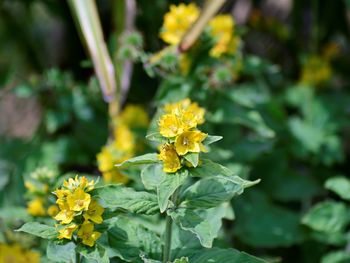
163;213;173;263
162;188;180;263
76;251;81;263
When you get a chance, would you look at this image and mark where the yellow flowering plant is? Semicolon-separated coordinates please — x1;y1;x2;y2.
92;98;261;262
119;3;244;91
18;176;107;262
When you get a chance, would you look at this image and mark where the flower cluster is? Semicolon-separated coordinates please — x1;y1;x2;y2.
160;3;241;58
158;99;207;173
208;15;241;58
159;3;199;45
97;105;149;183
25;167;59;217
0;243;40;263
300;43;339;87
53;176;104;247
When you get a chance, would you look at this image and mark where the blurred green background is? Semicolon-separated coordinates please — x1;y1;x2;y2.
1;0;350;262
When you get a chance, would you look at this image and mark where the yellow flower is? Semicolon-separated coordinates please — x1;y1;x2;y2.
158;99;206;138
0;243;40;263
159;114;185;138
63;176;94;192
77;222;101;247
175;130;207;155
164;98;191;115
97;145;130;184
158;144;182;173
118;105;149;128
209;15;235;57
97;146;114;172
160;3;199;45
24;181;37;193
114;124;135;153
66;188;91;212
27;198;46;216
300;56;332;86
58;223;78;240
54;188;70;200
78;176;95;192
83;200;104;224
54;202;75;224
47;205;59;217
187;102;205;125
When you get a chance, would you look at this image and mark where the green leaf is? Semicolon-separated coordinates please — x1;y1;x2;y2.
170;209;215;248
187;159;232;178
116;153;159;168
158;170;188;213
97;185;159;215
107;216;161;262
325;176;350;201
77;244;109;263
203;135;223;145
47;241;76;263
17;222;57;239
302;201;349;234
321;250;350;263
181;176;258;209
234;190;304;248
170;203;235;248
141;164;166;190
188;248;266;263
183;153;199;167
145;132;167;143
173;257;189;263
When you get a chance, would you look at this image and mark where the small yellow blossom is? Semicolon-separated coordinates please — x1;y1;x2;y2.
159;114;185;138
114;124;135;153
300;56;332;86
175;130;207;155
54;203;75;224
24;181;37;193
63;176;94;192
27;198;46;216
83;200;104;224
47;205;59;217
209;15;239;58
58;223;78;240
54;188;70;200
118;105;149;128
160;3;199;45
77;222;101;247
158;144;182;173
163;99;205;128
97;145;130;184
66;188;91;212
97;146;115;172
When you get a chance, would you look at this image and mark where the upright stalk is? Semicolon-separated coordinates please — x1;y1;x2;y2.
162;188;180;263
75;251;81;263
163;213;173;263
